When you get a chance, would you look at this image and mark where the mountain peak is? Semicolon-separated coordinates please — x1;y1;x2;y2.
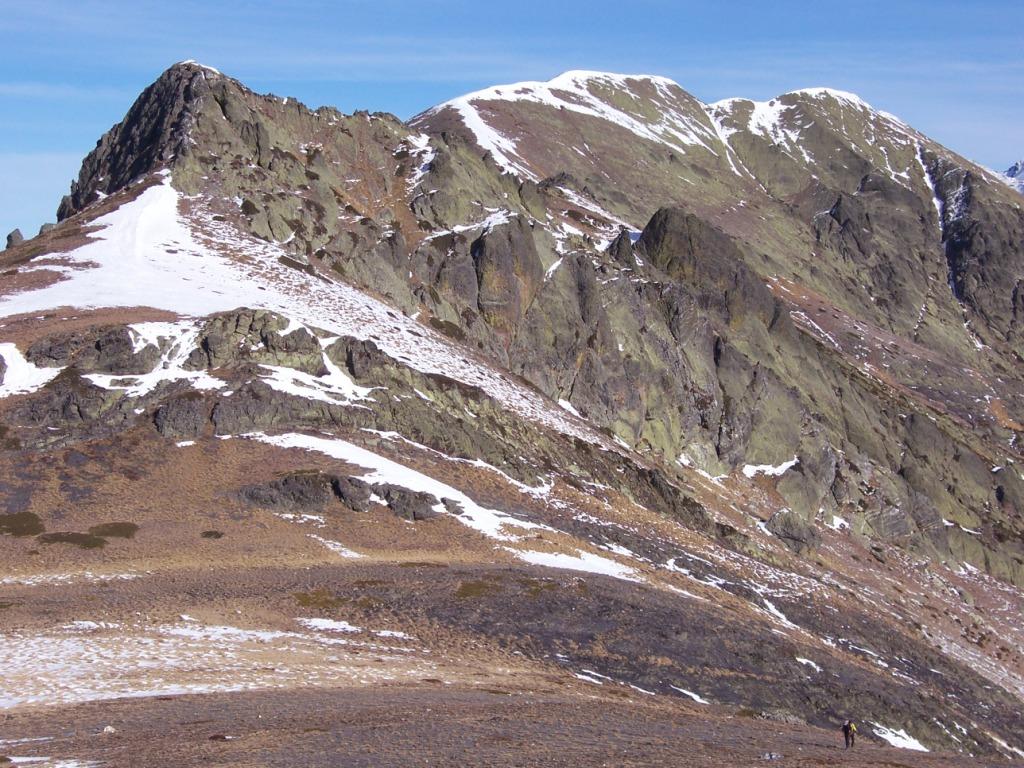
413;69;711;180
712;86;882;117
57;61;244;220
788;86;871;107
424;69;684;113
1003;160;1024;193
545;69;681;89
174;59;223;76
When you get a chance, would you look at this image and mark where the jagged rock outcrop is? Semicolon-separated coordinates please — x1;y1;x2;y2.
58;62;215;220
5;229;24;249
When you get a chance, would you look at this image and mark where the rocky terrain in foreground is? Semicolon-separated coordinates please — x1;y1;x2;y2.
0;62;1022;766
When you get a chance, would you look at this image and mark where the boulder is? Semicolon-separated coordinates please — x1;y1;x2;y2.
153;394;210;438
331;475;372;512
766;509;821;555
240;471;337;511
5;229;23;249
239;471;372;514
379;484;441;521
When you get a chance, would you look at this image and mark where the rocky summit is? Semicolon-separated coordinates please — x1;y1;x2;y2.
0;61;1023;767
1006;161;1024;195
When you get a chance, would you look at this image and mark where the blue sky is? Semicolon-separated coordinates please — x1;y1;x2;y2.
1;0;1021;238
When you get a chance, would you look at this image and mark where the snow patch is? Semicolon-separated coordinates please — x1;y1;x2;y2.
246;432;545;542
513;548;640;582
796;657;822;672
742;457;799;478
0;343;62;397
297;617;361;633
670;685;709;704
871;723;929;751
308;534;364;559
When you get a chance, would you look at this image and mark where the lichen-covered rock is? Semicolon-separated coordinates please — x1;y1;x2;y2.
187;309;324;373
766;509;821;555
153;393;210;439
27;326;161;374
470;216;543;340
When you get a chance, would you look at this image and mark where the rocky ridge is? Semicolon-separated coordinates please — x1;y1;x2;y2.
0;62;1023;762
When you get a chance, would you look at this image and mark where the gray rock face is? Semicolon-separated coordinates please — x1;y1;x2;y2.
766;509;821;555
240;471;372;513
929;160;1024;344
5;229;24;249
470;216;544;341
153;394;210;439
27;326;161;375
57;62;215;220
379;485;442;521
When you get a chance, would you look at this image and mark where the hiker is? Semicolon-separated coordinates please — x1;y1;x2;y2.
842;720;858;749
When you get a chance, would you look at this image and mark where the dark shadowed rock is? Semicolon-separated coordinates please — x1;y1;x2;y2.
57;62;220;220
331;475;372;512
240;471;337;511
154;393;210;439
379;484;441;521
470;216;543;339
240;471;373;514
606;228;637;267
5;229;24;249
27;326;161;375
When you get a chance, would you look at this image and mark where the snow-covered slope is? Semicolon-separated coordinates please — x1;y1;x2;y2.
413;70;724;180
